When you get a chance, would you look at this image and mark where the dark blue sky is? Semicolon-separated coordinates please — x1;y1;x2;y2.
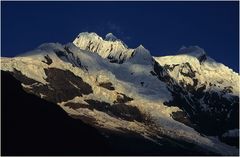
2;1;239;72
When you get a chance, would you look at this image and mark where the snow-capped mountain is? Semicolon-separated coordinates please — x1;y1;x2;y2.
73;32;134;64
1;32;239;155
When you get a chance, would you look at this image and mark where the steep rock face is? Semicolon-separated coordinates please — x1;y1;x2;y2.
1;33;239;155
154;49;239;136
73;32;134;63
10;68;93;103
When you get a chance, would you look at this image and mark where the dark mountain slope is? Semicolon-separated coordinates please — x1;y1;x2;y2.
1;71;220;156
1;71;111;156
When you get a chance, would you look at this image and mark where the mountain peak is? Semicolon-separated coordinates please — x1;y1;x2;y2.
76;32;102;40
136;44;146;50
105;33;118;41
72;32;154;64
73;32;133;62
128;44;152;65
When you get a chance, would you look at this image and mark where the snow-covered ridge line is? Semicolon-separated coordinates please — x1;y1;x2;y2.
73;32;238;74
75;32;128;47
72;32;134;63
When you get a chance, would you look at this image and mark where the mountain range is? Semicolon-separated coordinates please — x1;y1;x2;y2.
1;32;239;155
